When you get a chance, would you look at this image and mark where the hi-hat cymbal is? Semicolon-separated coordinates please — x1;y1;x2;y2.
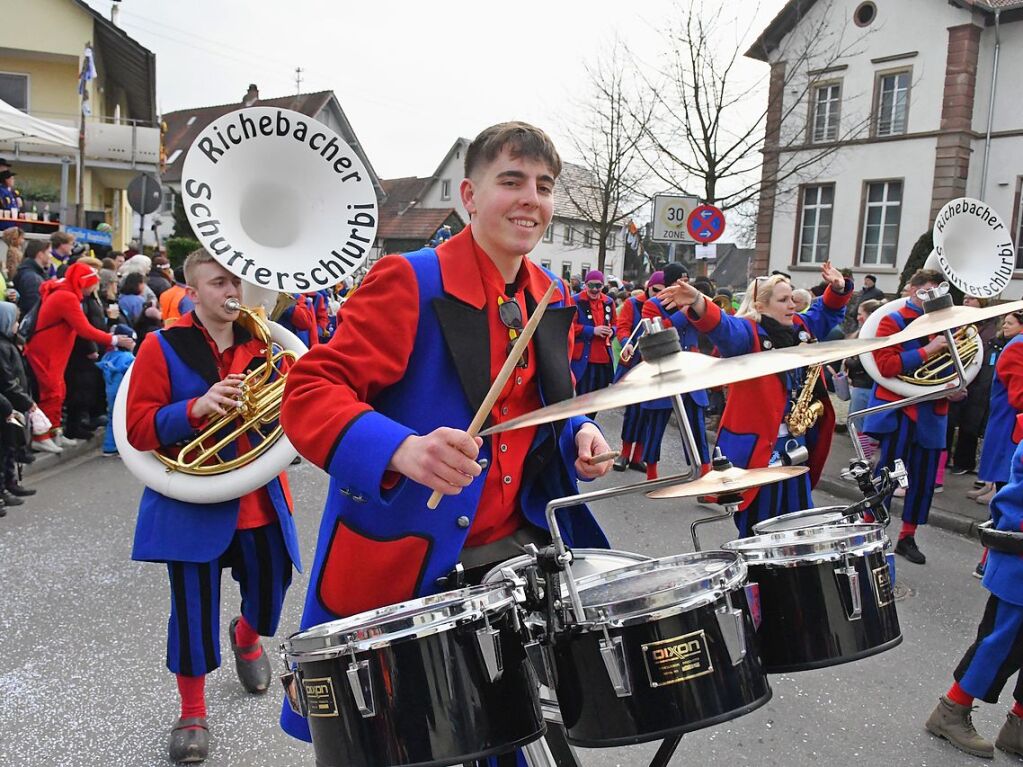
480;300;1023;436
646;465;809;499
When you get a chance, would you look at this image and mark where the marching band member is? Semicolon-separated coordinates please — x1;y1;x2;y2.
612;270;663;472
864;268;948;565
660;262;852;535
126;250;302;764
638;262;710;480
278;122;613;748
925;423;1023;760
572;269;617;400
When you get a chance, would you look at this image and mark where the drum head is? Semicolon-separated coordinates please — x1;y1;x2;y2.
752;506;854;535
481;548;650;586
723;522;887;565
283;584;515;662
574;551;745;625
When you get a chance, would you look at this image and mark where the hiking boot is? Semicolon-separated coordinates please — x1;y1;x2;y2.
925;695;994;758
896;535;926;565
996;711;1023;757
1;491;23;507
168;716;208;763
6;482;35;497
612;455;628;472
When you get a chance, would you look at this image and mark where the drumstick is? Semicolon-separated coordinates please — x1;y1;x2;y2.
586;450;620;465
427;280;559;510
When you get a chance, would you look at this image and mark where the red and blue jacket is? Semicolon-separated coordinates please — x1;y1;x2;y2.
863;299;948;448
571;291;616;380
690;282;851;509
641;296;709;410
979;335;1023;483
126;312;302;567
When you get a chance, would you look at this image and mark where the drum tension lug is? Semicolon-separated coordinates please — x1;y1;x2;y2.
346;651;376;718
715;585;747;666
598;623;632;698
835;548;863;621
476;612;504;683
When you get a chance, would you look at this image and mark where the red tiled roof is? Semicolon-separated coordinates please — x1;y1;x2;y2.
377;175;459;240
161;90;333;182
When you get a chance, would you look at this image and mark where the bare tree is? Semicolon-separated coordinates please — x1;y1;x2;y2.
635;0;875;213
561;40;654;274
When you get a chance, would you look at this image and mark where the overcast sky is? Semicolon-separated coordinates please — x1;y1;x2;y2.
84;0;790;183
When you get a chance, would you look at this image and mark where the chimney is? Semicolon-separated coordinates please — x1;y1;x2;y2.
110;0;121;25
243;84;259;106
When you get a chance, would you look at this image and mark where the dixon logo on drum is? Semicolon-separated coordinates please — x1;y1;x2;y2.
303;677;340;718
642;630;714;687
873;564;895;607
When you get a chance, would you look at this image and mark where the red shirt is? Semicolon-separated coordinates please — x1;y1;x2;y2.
467;241;542;546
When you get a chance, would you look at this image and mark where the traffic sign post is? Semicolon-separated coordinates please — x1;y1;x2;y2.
686;204;726;244
651;195;699;243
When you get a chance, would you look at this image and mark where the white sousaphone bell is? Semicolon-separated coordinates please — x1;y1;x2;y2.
114;107;379;503
858;197;1016;399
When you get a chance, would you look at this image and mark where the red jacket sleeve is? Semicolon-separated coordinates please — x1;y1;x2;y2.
125;332;199;450
49;291;114;346
616;299;635;343
998;341;1023;413
280;255;419;471
871;311;928;379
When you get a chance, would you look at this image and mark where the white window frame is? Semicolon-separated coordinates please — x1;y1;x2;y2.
440;179;451;201
543;223;553;243
0;71;29;112
875;71;910;137
811;82;841;143
860;180;903;266
605;232;617;250
561;261;572;280
584;229;594;248
563;225;574;245
797;184;834;264
540;259;551;270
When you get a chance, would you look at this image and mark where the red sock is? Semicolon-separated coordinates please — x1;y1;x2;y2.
632;443;644;463
947;681;973;707
899;523;917;541
177;673;207;721
646;462;658;480
621;442;633;461
1012;701;1023;719
233;615;263;661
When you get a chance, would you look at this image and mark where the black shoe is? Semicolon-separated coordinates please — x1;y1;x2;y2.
896;535;926;565
612;456;628;472
63;427;95;440
6;483;35;497
950;466;975;476
1;492;23;507
229;616;271;694
15;449;35;464
87;414;108;429
168;716;208;763
290;455;302;466
628;461;647;473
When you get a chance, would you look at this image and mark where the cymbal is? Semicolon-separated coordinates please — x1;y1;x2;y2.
646;465;809;499
480;300;1023;436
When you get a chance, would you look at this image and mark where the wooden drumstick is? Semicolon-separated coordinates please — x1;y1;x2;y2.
427;280;559;510
585;450;620;465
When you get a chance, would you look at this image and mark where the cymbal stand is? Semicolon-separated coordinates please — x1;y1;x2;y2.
688;449;743;551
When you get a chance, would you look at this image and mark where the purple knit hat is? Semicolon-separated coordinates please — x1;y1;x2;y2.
647;271;665;288
584;269;604;284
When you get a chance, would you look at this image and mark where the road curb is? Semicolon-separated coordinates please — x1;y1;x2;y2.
23;434;103;482
816;476;983;540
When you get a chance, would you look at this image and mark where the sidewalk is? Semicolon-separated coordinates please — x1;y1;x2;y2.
817;425;989;539
22;432;107;482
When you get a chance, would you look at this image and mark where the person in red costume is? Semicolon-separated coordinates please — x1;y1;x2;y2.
25;261;135;451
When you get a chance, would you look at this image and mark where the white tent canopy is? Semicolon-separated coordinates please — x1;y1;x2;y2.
0;98;77;149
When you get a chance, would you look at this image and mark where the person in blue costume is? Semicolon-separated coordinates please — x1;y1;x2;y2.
658;263;852;535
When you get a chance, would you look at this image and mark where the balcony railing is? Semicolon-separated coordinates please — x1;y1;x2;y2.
0;112;160;167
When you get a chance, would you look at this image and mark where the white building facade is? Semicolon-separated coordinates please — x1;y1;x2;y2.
750;0;1023;296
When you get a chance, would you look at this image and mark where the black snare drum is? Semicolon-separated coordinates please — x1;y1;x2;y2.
281;584;544;767
723;523;901;674
752;505;855;535
550;551;771;747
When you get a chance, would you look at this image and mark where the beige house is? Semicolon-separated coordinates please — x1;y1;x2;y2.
0;0;159;249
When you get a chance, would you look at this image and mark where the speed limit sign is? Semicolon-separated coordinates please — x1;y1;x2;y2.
651;195;699;243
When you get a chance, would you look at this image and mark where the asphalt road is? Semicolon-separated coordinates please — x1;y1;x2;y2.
0;411;1012;767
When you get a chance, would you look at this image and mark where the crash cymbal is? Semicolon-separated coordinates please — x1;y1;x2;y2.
480;300;1023;436
646;465;809;499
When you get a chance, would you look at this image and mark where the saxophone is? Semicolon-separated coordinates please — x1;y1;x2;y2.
785;363;825;437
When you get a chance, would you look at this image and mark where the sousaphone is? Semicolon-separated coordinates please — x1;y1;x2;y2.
114;107;379;503
858;197;1015;398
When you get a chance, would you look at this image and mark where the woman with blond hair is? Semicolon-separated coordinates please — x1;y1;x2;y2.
1;227;24;285
658;263;853;535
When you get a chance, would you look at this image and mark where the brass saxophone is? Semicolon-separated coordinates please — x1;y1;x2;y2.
785;363;825;437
